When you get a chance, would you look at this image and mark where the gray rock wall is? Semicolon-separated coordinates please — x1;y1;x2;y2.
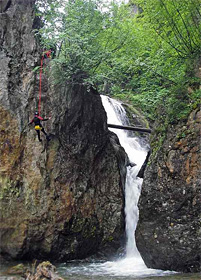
0;0;126;260
136;108;201;272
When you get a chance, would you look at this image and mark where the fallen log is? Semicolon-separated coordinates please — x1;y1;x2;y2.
108;123;151;133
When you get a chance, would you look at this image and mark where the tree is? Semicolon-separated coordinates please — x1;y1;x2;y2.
36;0;141;87
133;0;201;57
35;0;201;122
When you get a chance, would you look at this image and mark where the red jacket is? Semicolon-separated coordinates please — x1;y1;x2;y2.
29;115;48;126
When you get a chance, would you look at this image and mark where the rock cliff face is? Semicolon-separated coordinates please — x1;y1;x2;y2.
136;108;201;272
0;0;126;260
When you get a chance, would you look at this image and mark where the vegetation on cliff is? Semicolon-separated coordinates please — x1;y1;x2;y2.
35;0;201;124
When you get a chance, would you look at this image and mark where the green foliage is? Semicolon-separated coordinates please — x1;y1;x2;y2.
134;0;201;57
36;0;135;86
35;0;201;125
35;0;65;48
32;66;41;73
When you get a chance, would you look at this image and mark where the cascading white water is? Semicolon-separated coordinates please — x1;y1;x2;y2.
101;95;147;258
58;96;174;278
96;96;173;277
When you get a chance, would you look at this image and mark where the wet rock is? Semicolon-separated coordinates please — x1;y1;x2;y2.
137;150;151;178
2;262;64;280
122;102;150;142
6;264;27;275
0;0;11;13
25;261;64;280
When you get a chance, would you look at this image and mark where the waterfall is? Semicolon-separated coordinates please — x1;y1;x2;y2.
101;95;148;258
58;95;174;278
96;96;174;276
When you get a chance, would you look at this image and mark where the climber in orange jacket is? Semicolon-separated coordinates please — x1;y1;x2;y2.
29;111;51;142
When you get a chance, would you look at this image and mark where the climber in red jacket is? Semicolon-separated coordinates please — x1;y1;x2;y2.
29;111;51;142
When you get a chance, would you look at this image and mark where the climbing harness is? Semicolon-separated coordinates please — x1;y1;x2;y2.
34;125;42;130
38;50;52;115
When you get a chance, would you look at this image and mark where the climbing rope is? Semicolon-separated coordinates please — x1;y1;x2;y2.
38;50;52;115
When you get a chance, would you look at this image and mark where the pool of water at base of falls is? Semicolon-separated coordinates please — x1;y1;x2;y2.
56;259;201;280
0;260;201;280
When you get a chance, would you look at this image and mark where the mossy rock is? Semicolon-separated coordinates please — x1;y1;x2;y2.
122;103;149;128
6;263;27;275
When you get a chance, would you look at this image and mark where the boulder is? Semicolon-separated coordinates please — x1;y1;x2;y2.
25;261;64;280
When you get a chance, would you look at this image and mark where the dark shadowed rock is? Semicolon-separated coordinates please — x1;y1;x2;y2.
137;150;151;178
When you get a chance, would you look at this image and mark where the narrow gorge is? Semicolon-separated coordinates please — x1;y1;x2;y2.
0;0;200;278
